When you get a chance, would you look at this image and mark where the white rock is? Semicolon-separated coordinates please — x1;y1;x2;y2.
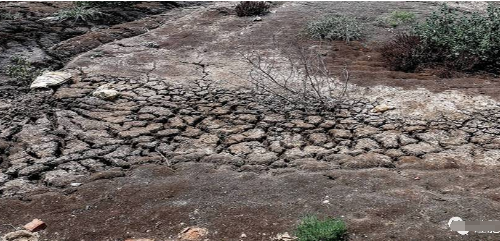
1;230;39;241
30;71;72;89
253;16;262;21
93;86;119;100
70;182;82;187
272;232;296;241
371;104;395;113
38;16;59;22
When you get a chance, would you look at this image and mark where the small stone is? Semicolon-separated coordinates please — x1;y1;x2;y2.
241;233;247;238
272;232;296;241
30;71;72;89
124;239;154;241
92;86;119;100
253;16;262;21
70;182;82;187
371;104;395;113
24;219;47;232
178;227;208;241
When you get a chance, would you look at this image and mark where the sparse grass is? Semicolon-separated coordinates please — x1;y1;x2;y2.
295;216;347;241
5;57;43;86
306;15;362;43
55;5;102;23
235;1;270;17
0;11;23;20
376;10;416;28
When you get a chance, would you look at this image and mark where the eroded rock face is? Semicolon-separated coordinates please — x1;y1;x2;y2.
2;74;500;196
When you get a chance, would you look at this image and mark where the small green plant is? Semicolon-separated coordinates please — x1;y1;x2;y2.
0;11;23;20
235;1;270;17
295;216;347;241
306;15;362;43
377;10;416;28
5;57;43;85
55;5;102;23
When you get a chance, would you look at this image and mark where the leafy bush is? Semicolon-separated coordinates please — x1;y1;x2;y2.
377;10;416;27
235;1;270;17
5;57;43;85
306;15;362;43
382;4;500;74
56;6;102;23
295;216;347;241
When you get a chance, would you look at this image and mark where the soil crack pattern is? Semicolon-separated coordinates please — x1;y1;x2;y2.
1;74;500;197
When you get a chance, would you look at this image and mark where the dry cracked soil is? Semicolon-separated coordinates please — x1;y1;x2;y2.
1;1;500;241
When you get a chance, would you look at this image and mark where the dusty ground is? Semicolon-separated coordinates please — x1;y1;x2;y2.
2;2;500;241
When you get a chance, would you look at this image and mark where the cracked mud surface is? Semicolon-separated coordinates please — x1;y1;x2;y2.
2;2;500;241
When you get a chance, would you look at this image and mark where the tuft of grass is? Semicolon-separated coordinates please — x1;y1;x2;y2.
55;5;102;23
306;15;362;43
388;10;416;27
0;11;23;20
5;56;43;86
295;216;347;241
235;1;270;17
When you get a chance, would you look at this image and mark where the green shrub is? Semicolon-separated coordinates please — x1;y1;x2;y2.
56;6;102;23
295;216;347;241
382;4;500;74
235;1;270;17
306;15;362;43
5;57;43;85
415;4;500;64
377;10;416;27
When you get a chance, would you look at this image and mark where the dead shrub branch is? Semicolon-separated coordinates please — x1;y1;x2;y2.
240;39;349;110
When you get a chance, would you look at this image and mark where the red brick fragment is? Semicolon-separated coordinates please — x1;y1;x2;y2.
23;219;47;232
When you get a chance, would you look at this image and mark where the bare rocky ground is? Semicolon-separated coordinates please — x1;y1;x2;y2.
2;2;500;241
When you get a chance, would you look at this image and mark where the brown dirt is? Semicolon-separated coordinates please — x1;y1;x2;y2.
2;163;500;241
